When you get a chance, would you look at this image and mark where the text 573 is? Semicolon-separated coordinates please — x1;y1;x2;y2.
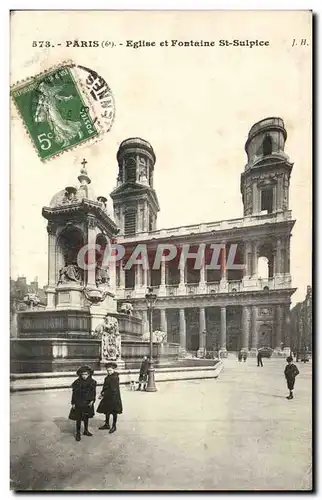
32;41;53;48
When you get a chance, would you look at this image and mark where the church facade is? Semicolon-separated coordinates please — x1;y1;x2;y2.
111;117;296;355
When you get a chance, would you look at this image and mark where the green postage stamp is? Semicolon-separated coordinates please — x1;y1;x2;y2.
11;65;101;161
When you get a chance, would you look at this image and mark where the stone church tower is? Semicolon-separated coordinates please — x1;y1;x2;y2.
240;117;293;216
110;138;160;235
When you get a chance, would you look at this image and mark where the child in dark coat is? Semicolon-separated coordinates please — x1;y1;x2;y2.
284;356;300;399
97;362;123;433
69;365;97;441
137;355;149;391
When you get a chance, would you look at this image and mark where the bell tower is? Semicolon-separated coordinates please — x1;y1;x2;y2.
110;138;160;235
240;117;293;216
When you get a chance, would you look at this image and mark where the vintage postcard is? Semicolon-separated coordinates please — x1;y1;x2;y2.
10;10;312;491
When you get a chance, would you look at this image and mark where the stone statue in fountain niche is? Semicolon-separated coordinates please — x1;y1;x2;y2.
94;315;121;361
96;263;110;287
58;263;81;284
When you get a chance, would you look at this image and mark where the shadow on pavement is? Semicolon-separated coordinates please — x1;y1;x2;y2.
53;417;74;435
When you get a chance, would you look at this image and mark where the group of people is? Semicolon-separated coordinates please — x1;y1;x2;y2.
69;362;123;441
237;351;248;362
69;356;151;440
69;352;300;441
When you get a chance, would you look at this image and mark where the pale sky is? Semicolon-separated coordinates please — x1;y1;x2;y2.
10;10;312;304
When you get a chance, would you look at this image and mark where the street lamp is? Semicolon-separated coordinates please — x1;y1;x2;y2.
145;286;158;392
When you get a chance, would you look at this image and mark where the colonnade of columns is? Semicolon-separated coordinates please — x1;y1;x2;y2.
118;243;232;289
139;303;288;353
118;235;290;290
244;237;290;277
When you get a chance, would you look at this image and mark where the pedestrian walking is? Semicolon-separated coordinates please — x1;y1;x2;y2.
242;351;248;362
69;365;97;442
238;350;243;362
137;355;149;391
257;350;263;367
284;356;300;400
97;362;123;433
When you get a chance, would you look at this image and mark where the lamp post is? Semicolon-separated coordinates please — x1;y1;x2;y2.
145;286;158;392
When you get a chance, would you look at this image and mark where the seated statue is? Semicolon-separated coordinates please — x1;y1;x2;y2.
96;263;110;286
58;263;81;284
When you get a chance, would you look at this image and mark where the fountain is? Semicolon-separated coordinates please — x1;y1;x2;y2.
11;160;144;373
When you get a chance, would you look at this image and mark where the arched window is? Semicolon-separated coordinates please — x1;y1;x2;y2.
262;134;272;156
258;256;269;279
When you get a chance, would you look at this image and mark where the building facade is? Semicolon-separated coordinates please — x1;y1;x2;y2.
111;118;297;355
289;285;312;357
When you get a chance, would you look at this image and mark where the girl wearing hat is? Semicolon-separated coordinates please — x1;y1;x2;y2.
69;365;97;441
97;362;123;433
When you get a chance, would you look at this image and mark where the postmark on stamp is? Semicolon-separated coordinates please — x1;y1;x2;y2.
11;63;115;161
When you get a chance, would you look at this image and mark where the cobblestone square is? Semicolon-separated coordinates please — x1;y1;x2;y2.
10;357;312;491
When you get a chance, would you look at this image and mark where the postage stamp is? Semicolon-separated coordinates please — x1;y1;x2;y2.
11;63;114;161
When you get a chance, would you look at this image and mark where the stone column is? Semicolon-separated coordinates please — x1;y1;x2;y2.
252;241;258;278
179;308;186;351
220;243;227;292
87;220;97;288
272;185;277;213
199;260;206;292
275;238;282;275
178;258;186;294
277;175;283;211
275;305;283;349
143;201;149;232
161;258;166;286
47;227;57;287
220;244;227;281
252;183;258;214
160;308;167;334
143;266;149;288
250;305;258;352
220;306;227;353
46;223;57;309
242;306;251;351
137;202;142;231
160;257;167;295
243;241;252;277
119;260;125;288
285;237;291;274
135;264;141;289
197;307;206;357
